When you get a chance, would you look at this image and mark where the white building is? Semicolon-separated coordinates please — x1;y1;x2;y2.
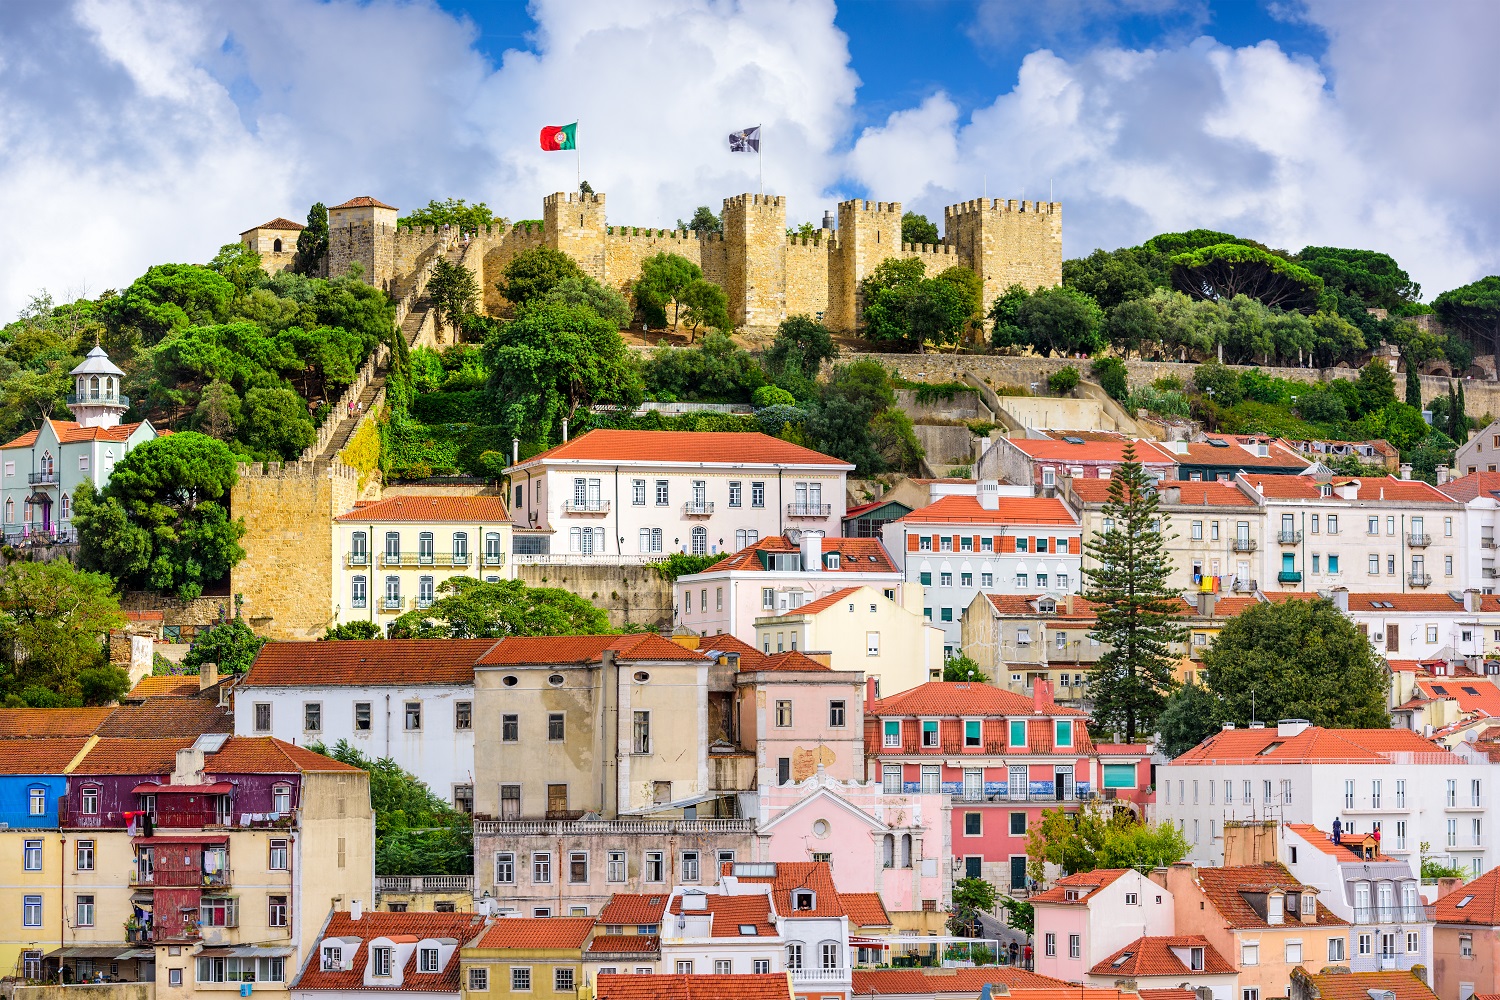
660;888;785;975
1031;869;1177;985
1158;720;1496;877
1438;471;1500;595
705;861;853;999
236;638;496;809
504;430;852;562
1329;589;1486;661
882;482;1082;652
291;907;474;1000
0;346;157;542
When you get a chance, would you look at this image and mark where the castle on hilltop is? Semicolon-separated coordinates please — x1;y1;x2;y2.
241;190;1062;332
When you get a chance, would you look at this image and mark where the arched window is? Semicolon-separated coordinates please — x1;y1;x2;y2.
418;531;434;564
272;238;283;253
61;494;70;520
691;526;708;555
901;834;913;868
785;944;803;971
384;531;401;562
484;532;502;565
89;375;100;399
41;451;53;476
4;498;12;523
881;834;895;869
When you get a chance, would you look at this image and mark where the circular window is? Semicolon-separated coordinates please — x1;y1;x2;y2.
548;673;565;687
501;675;518;687
812;819;830;839
634;670;651;683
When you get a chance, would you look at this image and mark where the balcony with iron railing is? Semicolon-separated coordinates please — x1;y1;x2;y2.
1278;529;1303;545
1278;571;1303;584
1352;904;1436;924
1232;538;1257;552
1409;573;1432;588
1233;577;1258;593
376;874;476;894
787;503;833;518
474;817;753;835
27;471;58;486
378;551;473;568
562;499;610;515
67;392;130;408
1408;533;1431;548
683;501;715;518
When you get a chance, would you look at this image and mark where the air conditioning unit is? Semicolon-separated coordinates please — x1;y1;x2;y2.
1374;633;1385;642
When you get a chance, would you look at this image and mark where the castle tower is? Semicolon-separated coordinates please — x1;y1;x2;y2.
721;193;788;328
825;199;902;333
326;196;399;290
68;346;128;429
543;191;607;280
944;198;1063;308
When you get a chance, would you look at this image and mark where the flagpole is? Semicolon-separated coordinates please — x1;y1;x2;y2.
758;124;763;195
576;120;581;190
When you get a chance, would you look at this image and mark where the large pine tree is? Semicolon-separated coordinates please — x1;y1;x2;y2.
1083;442;1188;743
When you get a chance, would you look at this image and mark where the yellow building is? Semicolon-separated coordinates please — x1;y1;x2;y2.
751;585;942;695
458;917;592;1000
335;496;513;628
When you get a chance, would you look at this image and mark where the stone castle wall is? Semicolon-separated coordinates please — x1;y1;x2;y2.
513;563;673;631
785;235;832;319
327;220;397;289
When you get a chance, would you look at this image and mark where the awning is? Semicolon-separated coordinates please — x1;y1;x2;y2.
196;946;296;958
132;834;230;845
118;950;155;961
133;781;234;794
46;946;135;959
25;491;52;504
621;791;731;814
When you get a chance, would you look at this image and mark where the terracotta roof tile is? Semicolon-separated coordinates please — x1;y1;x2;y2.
1029;869;1131;904
95;696;232;738
1138;990;1199;1000
1173;441;1306;468
726;860;846;917
0;737;92;774
470;916;595;950
70;737;197;774
598;894;671;925
1439;471;1500;503
1007;439;1178;464
700;634;769;672
0;708;115;738
1244;474;1458;503
586;935;660;954
1434;867;1499;925
293;910;482;991
336;496;510;522
791;586;868;617
871;681;1085;719
669;893;776;937
896;496;1078;526
981;593;1101;619
851;968;1067;995
1195;863;1347;927
1297;969;1439;1000
1416;678;1500;718
596;974;791;1000
698;537;898;575
1285;824;1396;862
841;893;892;927
1346;593;1466;612
752;651;832;672
477;634;708;667
1172;725;1444;765
331;196;397;210
127;675;201;699
1070;479;1253;506
244;639;498;687
1088;935;1235;977
514;430;852;469
207;737;364;774
239;218;306;235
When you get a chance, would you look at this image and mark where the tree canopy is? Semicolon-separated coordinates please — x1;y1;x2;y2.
635;253;708;331
497;247;585;308
183;617;267;675
1434;276;1500;357
678;207;723;235
901;212;940;246
1027;805;1188;880
1296;246;1420;309
396;198;495;232
0;560;128;708
1171;244;1325;311
388;577;611;639
294;202;329;276
428;258;479;339
762;316;838;401
861;258;976;352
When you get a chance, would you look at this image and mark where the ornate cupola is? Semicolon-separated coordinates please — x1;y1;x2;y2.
68;346;128;429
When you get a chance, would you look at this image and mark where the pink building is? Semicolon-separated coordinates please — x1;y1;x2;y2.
863;680;1154;892
676;534;909;642
1031;869;1177;983
734;651;866;786
1433;867;1500;1000
982;437;1178;493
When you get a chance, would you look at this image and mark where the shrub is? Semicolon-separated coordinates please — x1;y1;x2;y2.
1127;386;1191;418
752;385;797;408
1047;366;1081;394
1091;356;1129;401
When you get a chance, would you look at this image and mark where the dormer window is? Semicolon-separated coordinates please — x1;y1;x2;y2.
1190;947;1204;971
1064;888;1083;901
1038;598;1056;613
372;946;393;977
826;553;840;570
1320;484;1333;497
322;947;342;972
793;890;815;911
1267;892;1285;925
419;947;440;973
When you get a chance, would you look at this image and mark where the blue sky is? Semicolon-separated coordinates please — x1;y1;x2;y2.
0;0;1495;318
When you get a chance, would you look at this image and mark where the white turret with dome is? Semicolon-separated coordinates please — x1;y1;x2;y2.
68;346;129;429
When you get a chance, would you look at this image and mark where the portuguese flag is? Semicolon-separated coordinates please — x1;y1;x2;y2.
540;123;577;151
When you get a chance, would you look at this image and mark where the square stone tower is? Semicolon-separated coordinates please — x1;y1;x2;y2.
327;196;399;290
721;193;788;328
825;199;903;333
543;191;607;280
944;198;1063;306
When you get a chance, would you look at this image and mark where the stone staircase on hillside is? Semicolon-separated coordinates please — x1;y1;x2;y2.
317;375;386;463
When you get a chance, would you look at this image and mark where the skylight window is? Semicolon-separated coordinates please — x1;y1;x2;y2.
739;924;758;935
1063;436;1085;444
1458;895;1475;908
1111;952;1133;968
1258;742;1284;755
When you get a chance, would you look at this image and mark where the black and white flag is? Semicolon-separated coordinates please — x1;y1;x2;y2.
729;125;761;153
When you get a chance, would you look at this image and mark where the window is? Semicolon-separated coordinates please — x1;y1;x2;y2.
22;895;41;927
1009;719;1027;746
268;894;288;927
495;852;515;883
645;852;664;882
1328;937;1345;962
829;700;846;727
76;840;94;871
453;700;473;730
691;526;708;555
1241;943;1258;966
1285;941;1301;963
941;607;952;622
254;703;271;733
502;714;519;742
1068;934;1081;959
940;571;953;587
1044;933;1056;957
752;482;765;507
1192;520;1203;540
23;839;41;871
351;575;367;608
921;765;941;793
633;711;652;754
168;970;182;988
883;720;901;747
775;700;793;727
533;852;552;883
1329;555;1339;573
655;480;669;505
883;764;903;794
607;851;626;882
1055;719;1073;747
75;894;94;928
200;897;238;927
303;702;322;733
555;969;575;992
469;969;489;992
28;787;44;816
821;942;840;970
269;839;288;870
965;812;982;835
1461;934;1474;958
964;719;982;747
682;851;700;882
405;701;422;730
548;713;565;741
633;479;647;505
1011;812;1026;835
512;968;532;992
1359;933;1372;956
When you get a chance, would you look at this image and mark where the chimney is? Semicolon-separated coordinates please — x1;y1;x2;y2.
865;676;878;711
1468;590;1483;613
199;661;219;692
1197;592;1217;617
1438;876;1466;897
977;479;1000;511
1400;463;1412;480
172;745;206;785
1222;722;1236;730
1165;486;1181;505
1278;719;1311;737
562;418;569;442
1331;587;1349;612
801;530;824;572
1033;677;1054;711
1437;465;1450;485
351;899;363;921
512;437;520;465
1338;480;1360;500
1063;594;1074;615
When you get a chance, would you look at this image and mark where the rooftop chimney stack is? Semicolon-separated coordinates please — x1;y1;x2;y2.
801;530;824;572
199;661;219;692
1437;465;1450;485
1400;463;1412;480
978;479;1000;511
351;899;363;921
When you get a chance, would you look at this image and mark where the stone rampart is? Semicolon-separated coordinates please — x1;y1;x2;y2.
513;562;672;630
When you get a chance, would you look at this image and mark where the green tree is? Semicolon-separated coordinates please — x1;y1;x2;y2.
901;212;940;246
1091;356;1128;402
322;621;382;640
1144;229;1262;257
1420;842;1468;880
1105;298;1165;358
905;277;972;351
997;896;1034;935
102;264;236;345
1356;359;1398;415
498;247;586;309
207;244;267;298
1082;443;1187;743
480;303;644;445
294;202;329;276
679;279;732;340
313;739;472;877
192;380;241;441
642;331;765;403
988;284;1031;351
1170;244;1324;311
1192;360;1245;406
949;877;998;936
678;206;723;235
1047;366;1081;395
1201;598;1390;728
1027;805;1187;879
388;577;611;639
869;409;924;476
1019;286;1106;357
635;253;704;330
183;617;267;675
428;258;479;339
943;655;987;682
859;258;927;349
241;387;316;459
1157;682;1221;758
397;198;495;232
805;360;922;476
1297;246;1420;309
535;275;633;329
763;315;838;400
0;560;127;708
72;432;247;600
1064;248;1160;311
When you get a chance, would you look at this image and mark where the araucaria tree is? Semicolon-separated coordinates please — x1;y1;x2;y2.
1083;442;1187;742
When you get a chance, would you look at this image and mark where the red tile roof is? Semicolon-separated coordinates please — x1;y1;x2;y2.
1284;824;1396;862
127;675;202;699
1173;441;1306;468
336;496;510;522
1296;969;1439;1000
586;935;661;954
871;681;1085;718
598;894;671;925
751;651;833;672
668;893;776;937
725;860;846;917
700;634;770;672
2;418;152;449
95;696;232;738
70;737;197;774
1029;869;1131;904
1415;678;1500;718
596;974;791;1000
1069;479;1253;506
851;968;1067;994
244;638;498;687
470;916;595;950
1345;593;1466;612
1439;471;1500;503
842;892;892;927
981;594;1101;619
896;495;1078;526
1243;474;1457;503
699;537;898;575
294;910;481;991
1434;867;1497;925
1007;438;1177;464
1171;725;1445;765
207;736;365;774
515;430;852;469
239;218;305;235
1195;863;1347;927
1088;935;1235;977
331;196;397;210
789;587;868;617
477;634;707;666
0;708;116;738
0;737;91;774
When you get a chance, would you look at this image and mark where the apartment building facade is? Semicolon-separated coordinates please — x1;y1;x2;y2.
1031;869;1176;984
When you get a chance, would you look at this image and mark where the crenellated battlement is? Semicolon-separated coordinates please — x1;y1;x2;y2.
543;191;605;208
723;193;786;210
786;233;832;248
902;242;956;255
236;459;359;481
839;198;904;216
945;198;1061;217
607;226;702;241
